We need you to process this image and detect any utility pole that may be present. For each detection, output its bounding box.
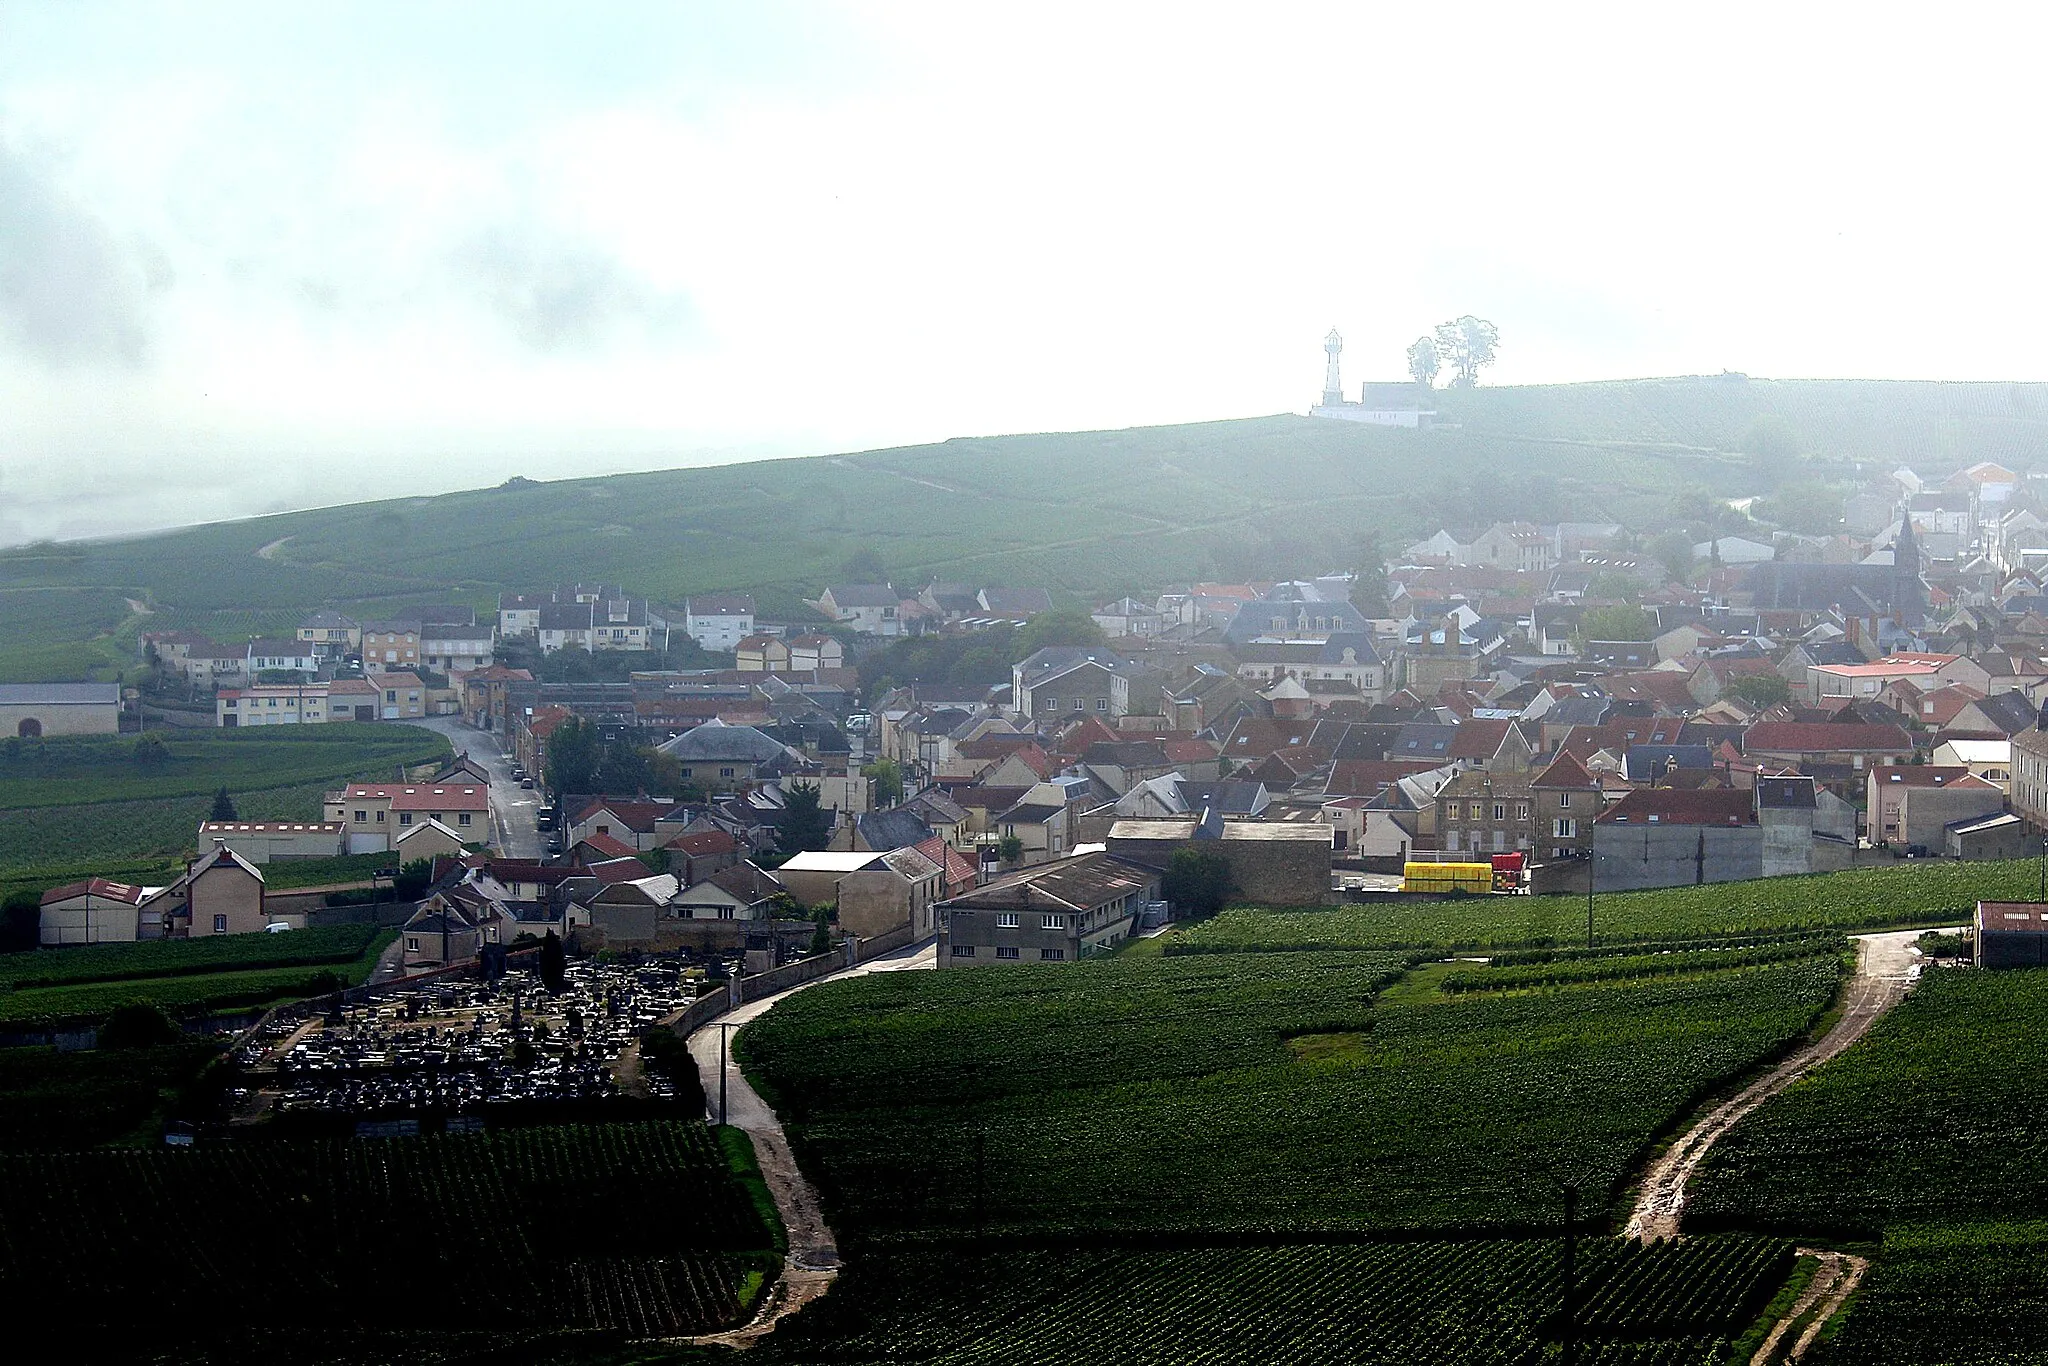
[717,1022,732,1127]
[1585,830,1595,950]
[973,1128,987,1252]
[1560,1184,1578,1366]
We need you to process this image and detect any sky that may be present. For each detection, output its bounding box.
[2,2,2044,545]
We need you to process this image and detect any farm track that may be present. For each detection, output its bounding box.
[1625,929,1930,1243]
[1748,1249,1868,1364]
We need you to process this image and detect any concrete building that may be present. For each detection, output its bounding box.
[937,851,1156,966]
[776,846,943,939]
[196,821,347,863]
[1590,789,1761,893]
[143,842,268,938]
[1105,817,1332,906]
[324,781,490,853]
[0,682,121,737]
[683,594,757,652]
[39,877,154,945]
[1976,901,2048,969]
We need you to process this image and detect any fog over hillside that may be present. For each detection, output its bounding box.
[9,5,2048,543]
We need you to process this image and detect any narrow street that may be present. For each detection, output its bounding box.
[412,715,542,859]
[682,940,935,1347]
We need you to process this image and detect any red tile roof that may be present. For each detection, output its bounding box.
[664,829,740,856]
[573,832,641,861]
[1530,751,1598,790]
[1596,788,1755,826]
[1743,722,1915,754]
[1447,718,1515,760]
[39,877,146,906]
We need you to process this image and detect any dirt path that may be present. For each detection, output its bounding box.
[255,535,292,561]
[1748,1248,1869,1364]
[680,942,935,1348]
[1625,929,1935,1243]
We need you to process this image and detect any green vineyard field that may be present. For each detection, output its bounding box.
[755,1238,1796,1366]
[740,950,1841,1244]
[1170,860,2009,954]
[0,1121,779,1359]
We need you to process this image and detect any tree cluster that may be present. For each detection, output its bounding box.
[1406,316,1500,389]
[544,717,663,798]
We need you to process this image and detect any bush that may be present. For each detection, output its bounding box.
[99,1003,183,1050]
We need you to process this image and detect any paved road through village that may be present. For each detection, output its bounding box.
[414,716,542,859]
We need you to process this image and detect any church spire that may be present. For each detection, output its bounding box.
[1893,506,1924,626]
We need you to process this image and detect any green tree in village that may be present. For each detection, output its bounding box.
[1014,610,1106,657]
[863,758,905,807]
[1577,604,1658,643]
[997,834,1024,867]
[538,930,568,995]
[809,908,833,957]
[777,781,835,857]
[132,734,169,770]
[544,717,603,796]
[1723,673,1792,709]
[1647,530,1696,584]
[1350,528,1390,616]
[209,786,238,821]
[1162,846,1233,920]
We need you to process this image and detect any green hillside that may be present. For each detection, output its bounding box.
[7,376,2048,683]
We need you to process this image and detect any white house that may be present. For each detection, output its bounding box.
[683,594,757,652]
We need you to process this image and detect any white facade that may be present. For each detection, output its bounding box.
[685,598,757,652]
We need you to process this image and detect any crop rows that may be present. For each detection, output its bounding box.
[0,924,384,989]
[756,1238,1792,1365]
[742,953,1840,1243]
[1689,969,2048,1238]
[1171,860,2009,954]
[1441,938,1845,994]
[1806,1222,2048,1364]
[0,1121,776,1353]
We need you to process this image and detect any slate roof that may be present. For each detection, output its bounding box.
[825,584,899,608]
[938,851,1154,912]
[0,683,119,705]
[1963,690,2038,735]
[856,807,936,852]
[657,719,796,764]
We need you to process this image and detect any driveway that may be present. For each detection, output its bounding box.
[411,716,542,859]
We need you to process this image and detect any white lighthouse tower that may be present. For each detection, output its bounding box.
[1320,328,1345,408]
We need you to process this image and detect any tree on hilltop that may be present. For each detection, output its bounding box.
[1433,316,1500,388]
[1406,337,1440,389]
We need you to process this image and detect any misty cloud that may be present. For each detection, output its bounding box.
[0,139,167,367]
[451,225,692,352]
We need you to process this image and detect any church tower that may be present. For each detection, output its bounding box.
[1321,329,1344,408]
[1893,506,1924,626]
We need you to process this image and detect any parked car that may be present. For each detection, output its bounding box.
[520,777,535,789]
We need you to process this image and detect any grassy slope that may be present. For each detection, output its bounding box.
[13,376,2048,681]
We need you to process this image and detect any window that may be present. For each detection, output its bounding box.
[1515,802,1530,820]
[950,944,976,957]
[1553,818,1576,838]
[212,915,228,933]
[457,813,472,827]
[375,810,385,823]
[1559,792,1573,809]
[1492,802,1506,821]
[353,811,366,823]
[1072,698,1084,710]
[996,912,1019,928]
[398,813,413,826]
[1041,914,1064,930]
[1040,696,1057,712]
[720,767,736,778]
[996,946,1020,959]
[406,937,419,951]
[1040,948,1065,960]
[1468,802,1483,820]
[385,690,397,703]
[1096,698,1108,712]
[718,906,735,920]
